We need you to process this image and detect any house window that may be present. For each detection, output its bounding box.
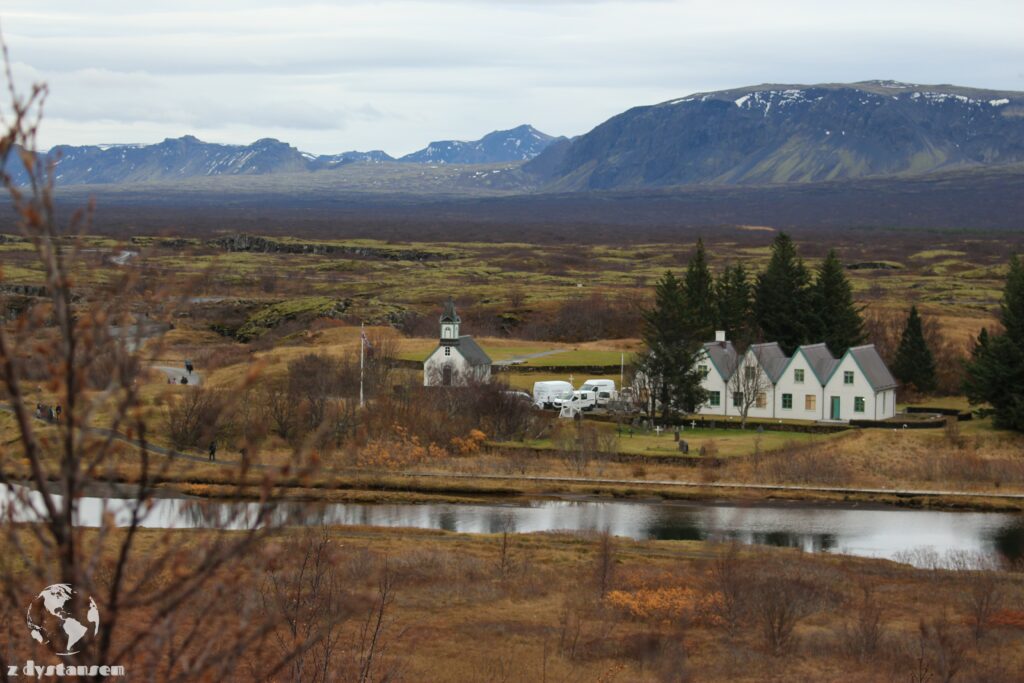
[794,369,804,383]
[805,394,816,411]
[755,392,767,408]
[698,364,709,378]
[844,371,854,385]
[745,367,756,381]
[709,391,721,407]
[782,393,793,409]
[444,346,451,356]
[732,392,743,408]
[854,396,865,413]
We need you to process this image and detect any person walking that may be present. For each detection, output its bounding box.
[208,440,217,462]
[185,359,194,375]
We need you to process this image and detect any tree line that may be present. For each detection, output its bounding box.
[639,233,866,418]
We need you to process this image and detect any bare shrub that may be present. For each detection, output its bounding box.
[759,440,851,485]
[594,530,616,598]
[165,386,227,450]
[706,542,750,638]
[840,583,885,661]
[960,570,1005,641]
[749,554,829,656]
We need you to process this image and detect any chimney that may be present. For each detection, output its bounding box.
[715,330,726,343]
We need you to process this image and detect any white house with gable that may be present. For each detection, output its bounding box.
[774,343,838,421]
[821,345,898,421]
[692,331,897,423]
[695,332,736,416]
[423,298,492,386]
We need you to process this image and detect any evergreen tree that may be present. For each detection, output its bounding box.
[812,249,865,356]
[715,262,752,343]
[892,306,937,394]
[682,238,717,341]
[640,270,707,418]
[753,232,815,354]
[964,256,1024,431]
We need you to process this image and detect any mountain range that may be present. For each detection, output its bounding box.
[9,81,1024,193]
[20,125,559,185]
[525,80,1024,190]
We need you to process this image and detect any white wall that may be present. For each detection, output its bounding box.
[725,349,776,420]
[424,346,490,386]
[774,352,824,421]
[695,348,729,416]
[823,354,877,421]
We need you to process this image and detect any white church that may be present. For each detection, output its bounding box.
[423,298,492,386]
[695,331,898,422]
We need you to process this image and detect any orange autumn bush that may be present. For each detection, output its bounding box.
[356,424,447,469]
[606,586,723,625]
[450,429,487,455]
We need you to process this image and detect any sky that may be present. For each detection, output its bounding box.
[3,1,1023,156]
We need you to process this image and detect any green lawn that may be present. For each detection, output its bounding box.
[506,422,840,459]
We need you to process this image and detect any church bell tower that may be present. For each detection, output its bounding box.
[439,297,460,345]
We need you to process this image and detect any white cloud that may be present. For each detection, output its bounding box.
[1,0,1022,155]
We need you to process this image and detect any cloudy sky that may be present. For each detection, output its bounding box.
[3,1,1023,155]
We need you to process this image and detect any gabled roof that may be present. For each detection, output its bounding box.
[453,335,491,366]
[748,342,788,383]
[799,343,840,385]
[702,340,737,381]
[845,344,898,391]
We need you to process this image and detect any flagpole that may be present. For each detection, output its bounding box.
[620,352,624,389]
[359,323,365,408]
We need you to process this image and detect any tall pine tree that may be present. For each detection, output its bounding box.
[754,232,814,355]
[892,305,937,394]
[964,256,1024,431]
[715,262,752,343]
[812,249,865,356]
[682,238,717,341]
[640,270,707,418]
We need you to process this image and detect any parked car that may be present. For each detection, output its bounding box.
[533,380,574,409]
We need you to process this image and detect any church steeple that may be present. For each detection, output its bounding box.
[439,297,460,343]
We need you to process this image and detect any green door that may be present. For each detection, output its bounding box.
[830,396,840,420]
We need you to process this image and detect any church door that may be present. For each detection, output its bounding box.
[442,365,453,386]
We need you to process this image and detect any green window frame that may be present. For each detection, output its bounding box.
[794,368,804,383]
[844,371,854,385]
[782,393,793,409]
[698,364,709,378]
[732,391,743,408]
[854,396,865,413]
[708,391,720,407]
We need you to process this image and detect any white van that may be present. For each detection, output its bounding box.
[554,390,596,412]
[580,379,617,407]
[533,380,574,409]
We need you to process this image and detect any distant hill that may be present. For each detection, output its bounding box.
[524,80,1024,190]
[398,124,562,164]
[6,125,558,185]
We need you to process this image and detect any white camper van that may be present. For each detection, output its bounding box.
[533,380,574,409]
[580,379,617,407]
[553,389,596,412]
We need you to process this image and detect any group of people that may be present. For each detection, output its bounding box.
[34,403,61,422]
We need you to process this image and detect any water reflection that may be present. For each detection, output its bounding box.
[2,485,1021,568]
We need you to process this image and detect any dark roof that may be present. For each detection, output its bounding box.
[799,343,840,385]
[439,297,460,323]
[847,345,898,391]
[702,340,737,380]
[749,342,788,383]
[454,335,491,366]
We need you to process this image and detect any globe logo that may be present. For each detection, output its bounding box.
[25,584,100,656]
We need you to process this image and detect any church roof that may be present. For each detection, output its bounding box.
[440,298,460,323]
[454,335,492,366]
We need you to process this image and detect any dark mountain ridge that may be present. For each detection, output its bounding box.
[524,80,1024,190]
[12,125,558,185]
